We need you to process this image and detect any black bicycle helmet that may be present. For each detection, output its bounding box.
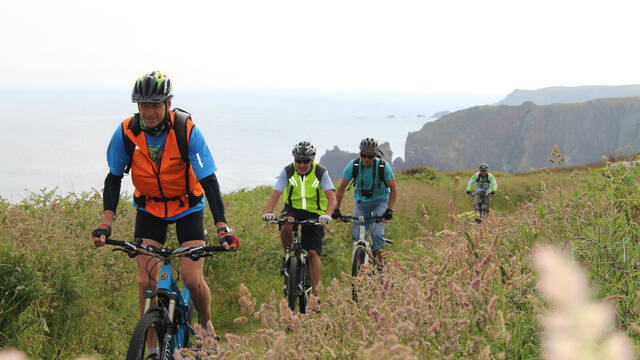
[479,163,489,170]
[131,71,174,103]
[359,138,379,153]
[292,141,316,159]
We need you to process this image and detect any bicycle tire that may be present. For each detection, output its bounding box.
[287,257,299,312]
[126,312,166,360]
[351,246,366,277]
[182,297,195,349]
[298,262,309,314]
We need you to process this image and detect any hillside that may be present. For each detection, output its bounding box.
[405,97,640,172]
[2,164,640,358]
[497,84,640,105]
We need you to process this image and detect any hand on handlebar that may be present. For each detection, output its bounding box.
[319,214,332,224]
[91,224,111,248]
[262,212,276,222]
[219,232,240,251]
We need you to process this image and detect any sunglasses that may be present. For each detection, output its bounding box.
[360,153,376,159]
[295,158,311,164]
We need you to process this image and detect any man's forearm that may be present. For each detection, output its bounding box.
[265,190,282,213]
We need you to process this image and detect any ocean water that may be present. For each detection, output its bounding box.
[0,89,500,201]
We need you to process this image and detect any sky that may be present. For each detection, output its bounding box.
[3,0,640,93]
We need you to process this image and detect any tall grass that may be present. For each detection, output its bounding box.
[3,164,639,358]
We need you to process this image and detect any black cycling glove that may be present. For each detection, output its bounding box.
[92,225,111,239]
[331,208,342,219]
[383,208,393,220]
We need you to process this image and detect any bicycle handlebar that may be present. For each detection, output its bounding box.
[267,218,322,226]
[105,238,229,260]
[338,215,385,223]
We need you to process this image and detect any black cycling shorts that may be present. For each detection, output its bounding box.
[280,204,324,255]
[134,209,204,245]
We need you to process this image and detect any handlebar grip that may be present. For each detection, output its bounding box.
[203,245,227,252]
[105,239,126,246]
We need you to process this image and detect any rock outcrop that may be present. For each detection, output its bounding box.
[405,97,640,172]
[497,85,640,106]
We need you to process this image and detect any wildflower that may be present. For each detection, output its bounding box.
[234,316,248,324]
[534,245,635,360]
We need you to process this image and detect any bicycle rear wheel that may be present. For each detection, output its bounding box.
[287,257,299,312]
[126,312,166,360]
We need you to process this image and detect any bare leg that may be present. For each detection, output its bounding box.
[179,239,215,336]
[308,250,321,296]
[279,216,295,251]
[136,238,163,348]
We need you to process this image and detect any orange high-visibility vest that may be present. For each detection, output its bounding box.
[121,110,204,218]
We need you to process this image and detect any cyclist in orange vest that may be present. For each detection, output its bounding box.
[91,71,238,341]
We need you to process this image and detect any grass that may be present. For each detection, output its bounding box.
[2,163,640,358]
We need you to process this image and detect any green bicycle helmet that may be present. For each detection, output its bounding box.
[131,71,174,103]
[479,163,489,170]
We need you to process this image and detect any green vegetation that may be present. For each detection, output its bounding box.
[1,163,640,358]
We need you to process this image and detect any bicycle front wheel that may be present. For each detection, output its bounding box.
[287,257,299,312]
[126,312,166,360]
[351,246,366,277]
[298,262,309,314]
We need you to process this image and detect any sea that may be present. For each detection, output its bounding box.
[0,88,501,201]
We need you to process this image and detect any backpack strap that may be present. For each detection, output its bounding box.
[346,158,360,191]
[314,164,328,211]
[173,108,191,162]
[172,108,193,197]
[122,114,142,174]
[377,158,388,187]
[284,163,296,206]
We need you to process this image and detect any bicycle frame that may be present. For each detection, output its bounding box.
[352,216,374,270]
[145,262,193,352]
[106,239,227,359]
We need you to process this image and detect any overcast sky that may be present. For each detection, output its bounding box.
[3,0,640,93]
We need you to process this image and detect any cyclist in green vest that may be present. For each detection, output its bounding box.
[466,163,498,216]
[262,141,337,298]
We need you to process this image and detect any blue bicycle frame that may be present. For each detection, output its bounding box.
[143,262,195,357]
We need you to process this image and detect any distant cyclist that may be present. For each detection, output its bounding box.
[91,71,239,345]
[262,141,337,299]
[466,163,498,217]
[333,138,398,264]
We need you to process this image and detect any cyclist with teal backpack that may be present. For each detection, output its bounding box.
[262,141,337,300]
[333,138,398,264]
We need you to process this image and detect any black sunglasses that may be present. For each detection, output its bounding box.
[295,158,311,164]
[360,153,376,159]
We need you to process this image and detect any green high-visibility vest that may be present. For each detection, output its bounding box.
[282,162,328,215]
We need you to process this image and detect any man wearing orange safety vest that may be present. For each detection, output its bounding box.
[91,71,238,345]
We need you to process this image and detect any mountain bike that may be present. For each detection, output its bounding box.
[470,187,492,223]
[105,238,229,360]
[268,218,321,314]
[338,215,393,301]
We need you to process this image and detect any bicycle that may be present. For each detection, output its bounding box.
[469,187,492,223]
[267,218,321,314]
[105,238,230,360]
[338,215,393,301]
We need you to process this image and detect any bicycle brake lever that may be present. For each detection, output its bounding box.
[113,248,139,258]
